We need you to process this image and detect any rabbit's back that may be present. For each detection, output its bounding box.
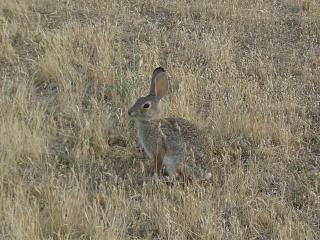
[160,118,209,162]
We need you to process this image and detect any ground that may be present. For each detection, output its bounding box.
[0,0,319,239]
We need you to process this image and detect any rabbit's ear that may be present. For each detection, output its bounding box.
[150,67,168,99]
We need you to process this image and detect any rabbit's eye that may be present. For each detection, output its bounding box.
[143,103,150,109]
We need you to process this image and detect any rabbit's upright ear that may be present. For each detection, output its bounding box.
[150,67,168,99]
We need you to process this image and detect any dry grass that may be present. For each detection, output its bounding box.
[0,0,319,239]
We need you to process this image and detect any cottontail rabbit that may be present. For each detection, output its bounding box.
[128,67,212,182]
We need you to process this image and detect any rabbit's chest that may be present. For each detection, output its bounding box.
[137,129,156,159]
[138,135,153,159]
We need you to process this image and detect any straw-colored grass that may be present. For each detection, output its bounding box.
[0,0,319,239]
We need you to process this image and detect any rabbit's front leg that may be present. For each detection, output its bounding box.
[154,152,164,176]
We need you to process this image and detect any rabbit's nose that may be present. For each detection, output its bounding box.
[128,109,136,117]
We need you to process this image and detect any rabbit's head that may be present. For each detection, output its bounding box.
[128,67,168,121]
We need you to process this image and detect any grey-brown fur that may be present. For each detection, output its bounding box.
[128,67,211,181]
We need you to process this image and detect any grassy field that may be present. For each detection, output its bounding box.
[0,0,319,239]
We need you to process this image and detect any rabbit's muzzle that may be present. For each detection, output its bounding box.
[128,108,136,117]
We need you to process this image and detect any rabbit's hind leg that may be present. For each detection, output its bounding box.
[178,164,212,183]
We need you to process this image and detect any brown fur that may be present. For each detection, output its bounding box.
[128,67,212,181]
